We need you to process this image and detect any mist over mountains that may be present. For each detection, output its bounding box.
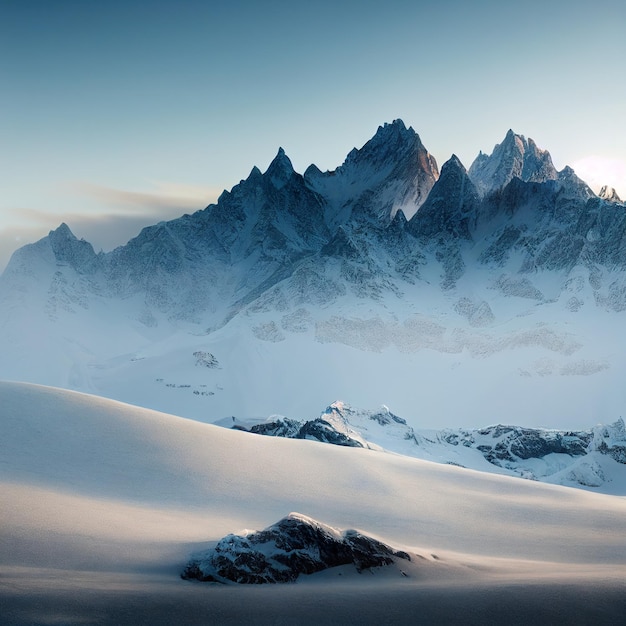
[1,120,625,429]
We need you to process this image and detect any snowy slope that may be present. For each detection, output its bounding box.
[2,382,626,623]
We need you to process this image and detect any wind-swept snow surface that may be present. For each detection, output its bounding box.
[1,382,626,624]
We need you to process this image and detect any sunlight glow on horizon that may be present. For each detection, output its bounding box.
[571,156,626,199]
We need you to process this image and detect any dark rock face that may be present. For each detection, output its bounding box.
[244,415,364,447]
[296,418,364,447]
[409,155,480,241]
[246,417,302,438]
[443,424,595,466]
[182,513,410,584]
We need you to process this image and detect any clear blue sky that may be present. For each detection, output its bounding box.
[1,0,625,269]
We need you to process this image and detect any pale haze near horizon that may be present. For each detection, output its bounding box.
[1,0,625,271]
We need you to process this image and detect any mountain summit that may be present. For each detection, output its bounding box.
[468,129,559,196]
[305,119,439,226]
[599,185,622,203]
[265,147,296,189]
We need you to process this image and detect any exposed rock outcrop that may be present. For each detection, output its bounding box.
[182,513,411,584]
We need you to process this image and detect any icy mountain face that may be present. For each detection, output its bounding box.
[1,122,437,324]
[227,403,626,493]
[182,512,411,584]
[0,222,100,292]
[477,176,626,281]
[468,130,560,196]
[103,149,331,320]
[2,124,617,319]
[588,419,626,462]
[304,119,439,227]
[47,223,101,274]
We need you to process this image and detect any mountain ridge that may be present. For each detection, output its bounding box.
[3,122,621,309]
[1,121,625,429]
[222,400,626,494]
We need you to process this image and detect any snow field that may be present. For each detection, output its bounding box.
[2,381,626,623]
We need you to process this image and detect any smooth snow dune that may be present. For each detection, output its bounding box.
[1,381,626,624]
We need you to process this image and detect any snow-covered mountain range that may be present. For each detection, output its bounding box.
[1,120,625,429]
[221,401,626,495]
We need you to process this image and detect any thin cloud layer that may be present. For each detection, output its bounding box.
[70,180,222,213]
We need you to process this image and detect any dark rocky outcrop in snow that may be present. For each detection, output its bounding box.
[442,424,592,463]
[442,419,626,468]
[296,417,365,447]
[235,417,302,438]
[182,513,410,584]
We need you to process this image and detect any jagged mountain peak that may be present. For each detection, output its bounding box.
[49,222,76,240]
[301,119,438,227]
[46,222,99,273]
[469,130,558,196]
[347,118,428,166]
[599,185,622,203]
[409,153,479,241]
[264,147,296,189]
[557,165,595,200]
[373,118,412,139]
[303,163,323,178]
[443,153,466,171]
[247,165,263,179]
